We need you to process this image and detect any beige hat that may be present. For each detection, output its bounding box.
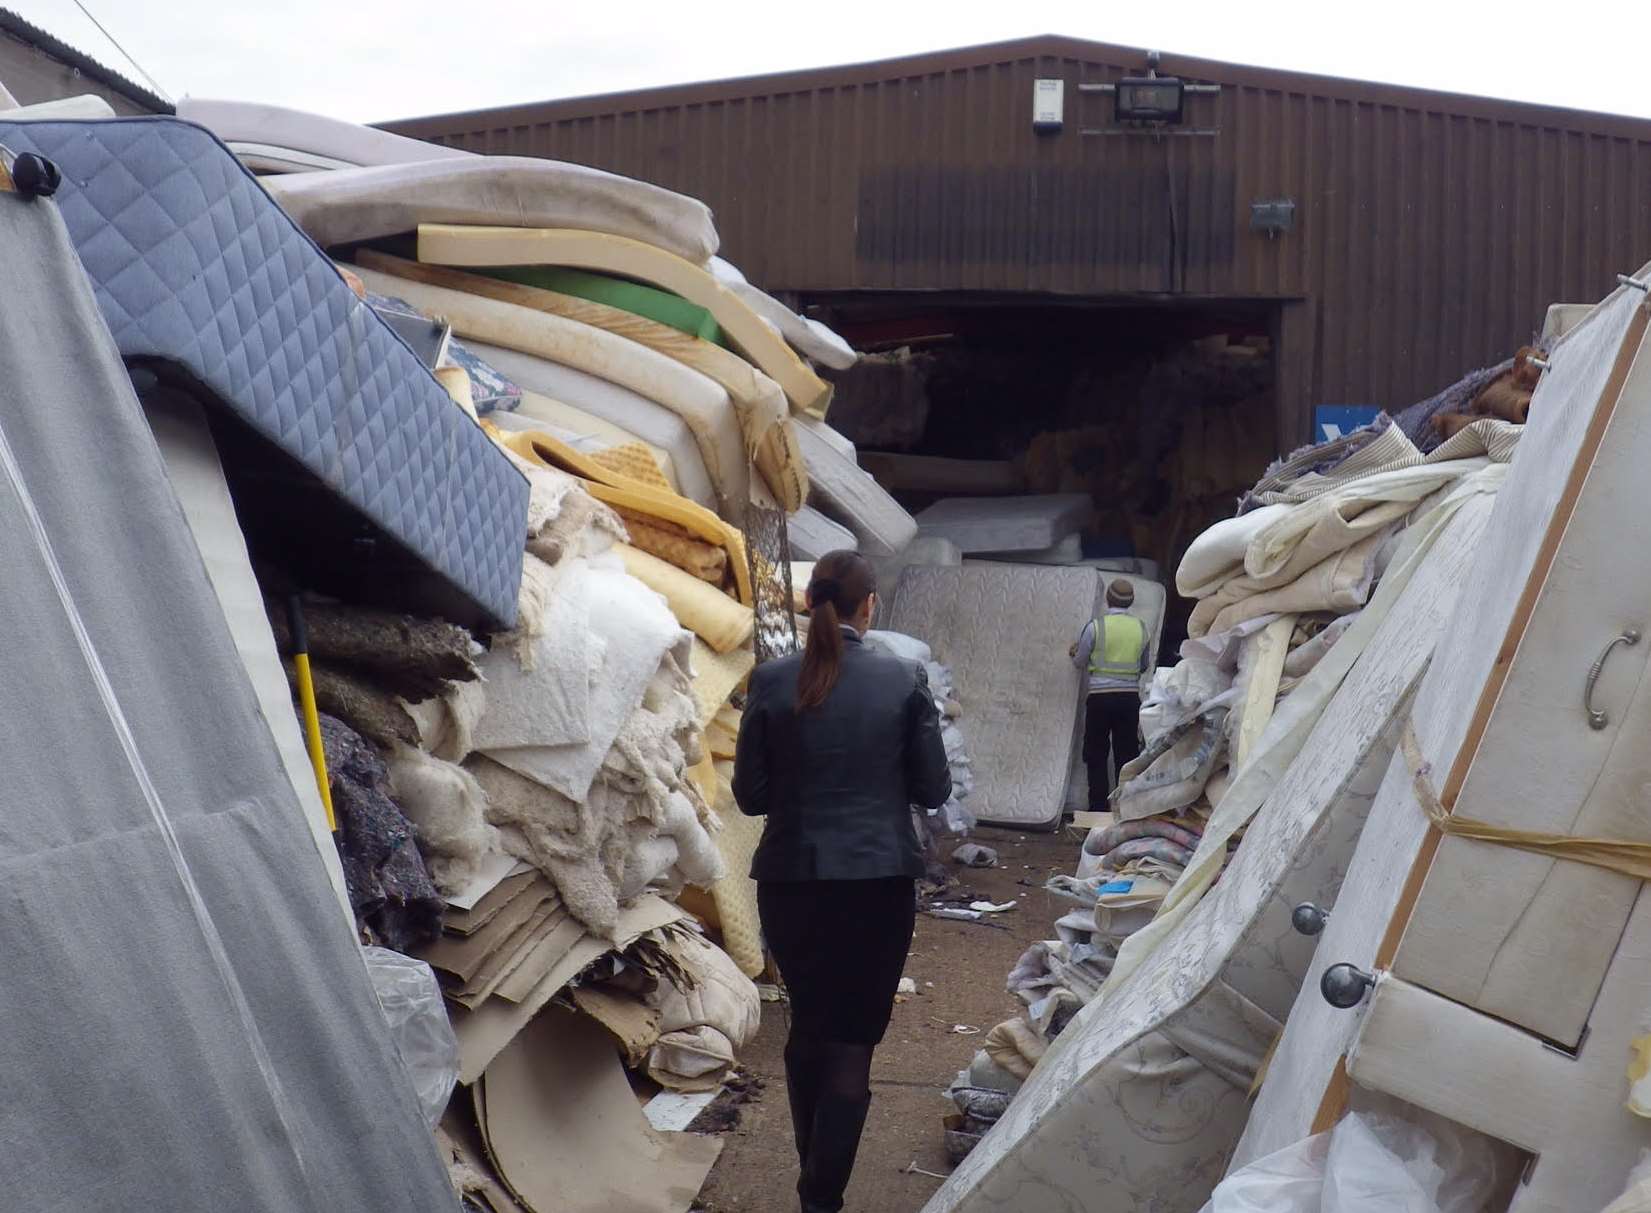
[1106,579,1135,608]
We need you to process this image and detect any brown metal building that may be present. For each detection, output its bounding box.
[388,34,1651,446]
[0,8,168,116]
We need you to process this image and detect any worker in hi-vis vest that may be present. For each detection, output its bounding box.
[1069,579,1148,810]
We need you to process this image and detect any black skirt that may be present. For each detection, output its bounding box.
[758,877,917,1046]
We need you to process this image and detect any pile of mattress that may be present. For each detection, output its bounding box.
[925,356,1531,1211]
[180,98,917,565]
[1,105,822,1213]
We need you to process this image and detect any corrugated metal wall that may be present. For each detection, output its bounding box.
[389,38,1651,432]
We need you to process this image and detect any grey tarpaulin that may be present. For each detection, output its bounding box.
[0,161,455,1208]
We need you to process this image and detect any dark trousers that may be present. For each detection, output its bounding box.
[1084,692,1141,810]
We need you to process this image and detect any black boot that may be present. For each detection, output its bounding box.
[785,1045,823,1167]
[798,1091,872,1213]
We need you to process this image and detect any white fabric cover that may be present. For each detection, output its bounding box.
[264,155,718,262]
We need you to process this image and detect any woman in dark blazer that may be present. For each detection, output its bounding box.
[733,549,952,1213]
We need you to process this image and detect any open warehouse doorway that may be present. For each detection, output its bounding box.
[810,294,1284,650]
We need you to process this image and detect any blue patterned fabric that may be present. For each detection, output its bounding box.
[0,117,526,628]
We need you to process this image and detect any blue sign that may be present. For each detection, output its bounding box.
[1314,406,1381,444]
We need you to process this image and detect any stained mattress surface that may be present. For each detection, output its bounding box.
[0,161,455,1210]
[0,116,527,628]
[886,564,1100,828]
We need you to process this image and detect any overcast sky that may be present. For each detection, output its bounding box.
[11,0,1651,125]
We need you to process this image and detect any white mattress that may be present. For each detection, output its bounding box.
[917,494,1090,554]
[788,506,857,559]
[793,417,916,557]
[927,488,1497,1213]
[469,341,717,509]
[264,156,719,263]
[887,564,1100,829]
[1234,272,1651,1176]
[178,98,470,169]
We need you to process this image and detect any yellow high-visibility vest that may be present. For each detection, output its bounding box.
[1089,613,1146,679]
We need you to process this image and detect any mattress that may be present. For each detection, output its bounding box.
[788,505,858,559]
[268,158,719,265]
[916,494,1091,554]
[0,117,528,630]
[794,416,918,557]
[927,486,1498,1213]
[350,263,750,519]
[144,388,351,924]
[0,169,455,1209]
[1233,272,1651,1193]
[177,98,470,170]
[416,223,829,417]
[886,564,1100,829]
[470,341,717,509]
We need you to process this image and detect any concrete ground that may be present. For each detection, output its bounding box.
[695,828,1080,1213]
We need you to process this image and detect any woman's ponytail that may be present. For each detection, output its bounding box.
[797,551,875,710]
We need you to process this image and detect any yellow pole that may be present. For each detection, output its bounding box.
[287,597,338,833]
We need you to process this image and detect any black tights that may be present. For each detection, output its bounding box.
[787,1034,873,1102]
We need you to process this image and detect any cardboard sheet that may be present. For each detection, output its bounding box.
[453,895,685,1083]
[478,1007,722,1213]
[573,984,665,1066]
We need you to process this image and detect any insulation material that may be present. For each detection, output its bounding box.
[886,564,1101,828]
[475,1007,723,1213]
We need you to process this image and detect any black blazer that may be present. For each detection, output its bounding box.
[733,630,953,881]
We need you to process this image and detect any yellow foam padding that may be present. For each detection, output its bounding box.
[619,512,728,584]
[691,639,753,729]
[415,224,831,419]
[711,771,766,977]
[688,745,720,806]
[513,389,680,489]
[617,544,754,654]
[357,249,809,511]
[502,428,753,606]
[706,708,740,761]
[587,443,672,491]
[433,365,479,422]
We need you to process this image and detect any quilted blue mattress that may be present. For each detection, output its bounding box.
[0,117,526,629]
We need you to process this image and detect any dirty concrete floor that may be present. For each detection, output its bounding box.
[696,827,1080,1213]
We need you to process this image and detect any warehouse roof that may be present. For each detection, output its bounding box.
[386,33,1651,142]
[0,6,169,114]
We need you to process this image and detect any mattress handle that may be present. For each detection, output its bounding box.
[1585,628,1641,730]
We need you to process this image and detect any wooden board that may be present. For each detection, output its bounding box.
[417,223,830,418]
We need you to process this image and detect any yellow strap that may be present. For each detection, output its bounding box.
[1401,719,1651,881]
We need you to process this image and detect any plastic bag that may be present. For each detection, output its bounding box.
[363,946,459,1129]
[1202,1132,1330,1211]
[1202,1102,1513,1213]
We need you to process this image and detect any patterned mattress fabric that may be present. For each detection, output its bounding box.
[0,117,527,629]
